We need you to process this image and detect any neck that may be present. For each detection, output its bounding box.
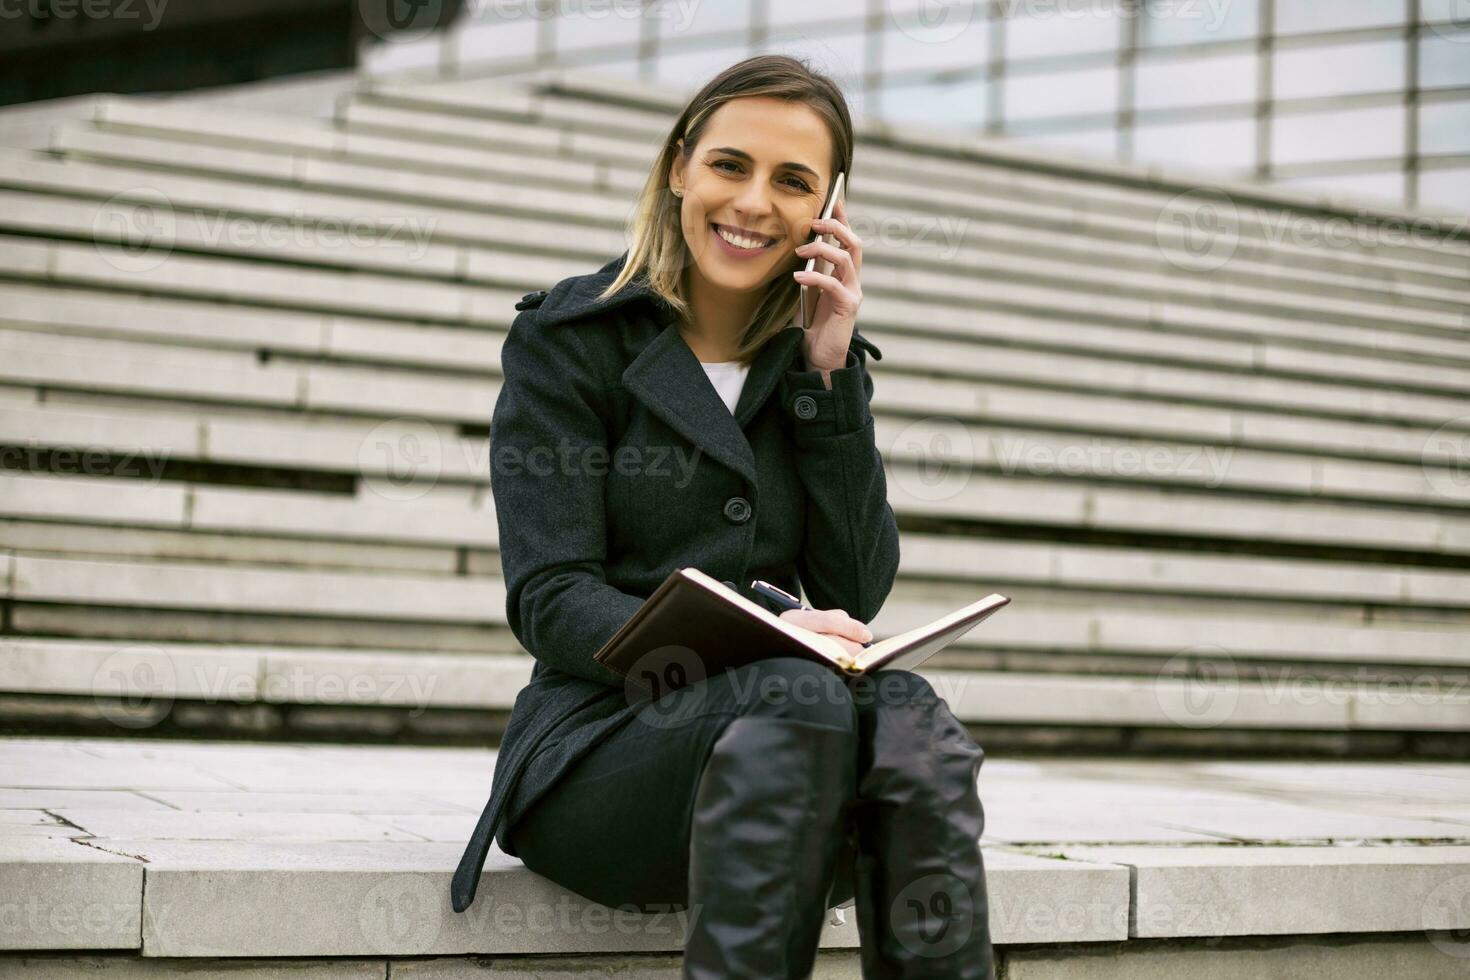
[679,266,763,363]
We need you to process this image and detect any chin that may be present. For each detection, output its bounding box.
[691,254,771,291]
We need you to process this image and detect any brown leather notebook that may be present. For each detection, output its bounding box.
[593,566,1010,697]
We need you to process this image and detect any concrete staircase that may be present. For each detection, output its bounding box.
[1,65,1469,977]
[1,67,1467,753]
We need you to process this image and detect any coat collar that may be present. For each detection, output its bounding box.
[534,251,879,486]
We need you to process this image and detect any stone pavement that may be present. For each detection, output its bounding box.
[4,736,1470,977]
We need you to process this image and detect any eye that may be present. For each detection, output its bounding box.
[711,159,812,193]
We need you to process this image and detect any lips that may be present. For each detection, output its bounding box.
[710,222,778,248]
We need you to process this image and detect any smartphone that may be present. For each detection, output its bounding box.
[797,171,846,330]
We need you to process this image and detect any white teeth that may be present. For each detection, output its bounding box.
[715,225,770,250]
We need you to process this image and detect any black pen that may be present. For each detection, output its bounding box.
[749,579,872,648]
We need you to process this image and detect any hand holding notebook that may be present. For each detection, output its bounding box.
[592,566,1010,697]
[751,578,874,655]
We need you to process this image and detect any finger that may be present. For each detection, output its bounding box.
[778,608,815,628]
[795,239,856,284]
[779,608,871,645]
[792,269,861,313]
[815,213,862,275]
[824,610,873,643]
[780,609,830,636]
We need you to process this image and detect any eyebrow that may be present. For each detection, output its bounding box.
[705,146,821,183]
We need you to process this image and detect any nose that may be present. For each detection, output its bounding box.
[730,177,775,220]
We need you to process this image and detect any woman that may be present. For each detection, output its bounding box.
[451,55,995,980]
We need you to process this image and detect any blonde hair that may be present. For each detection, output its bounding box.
[597,54,855,367]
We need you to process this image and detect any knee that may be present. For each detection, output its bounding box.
[729,657,857,734]
[855,669,985,760]
[849,668,940,712]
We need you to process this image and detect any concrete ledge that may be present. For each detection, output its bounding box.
[3,738,1469,963]
[1016,844,1470,939]
[5,629,1470,733]
[1003,933,1470,979]
[0,837,141,951]
[4,935,1469,980]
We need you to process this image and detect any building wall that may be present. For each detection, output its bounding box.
[361,0,1470,215]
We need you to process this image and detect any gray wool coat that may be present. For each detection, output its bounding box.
[451,250,900,913]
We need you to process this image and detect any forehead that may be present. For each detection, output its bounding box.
[697,96,833,172]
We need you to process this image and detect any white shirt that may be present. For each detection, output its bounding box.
[699,359,751,416]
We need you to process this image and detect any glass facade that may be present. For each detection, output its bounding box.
[363,0,1470,214]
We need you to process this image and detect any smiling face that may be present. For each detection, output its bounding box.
[668,95,835,296]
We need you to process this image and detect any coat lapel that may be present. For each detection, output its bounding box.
[621,316,805,486]
[534,251,807,487]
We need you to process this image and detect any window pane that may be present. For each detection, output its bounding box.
[1005,6,1120,61]
[1271,105,1405,165]
[557,5,644,51]
[1135,51,1256,110]
[1420,35,1470,89]
[455,16,540,66]
[1133,117,1257,171]
[1421,100,1470,155]
[660,1,750,41]
[879,77,987,129]
[1418,167,1470,214]
[759,27,867,78]
[880,19,989,74]
[1274,0,1407,35]
[1006,127,1118,162]
[657,44,753,90]
[1005,65,1118,121]
[1139,0,1258,46]
[1275,170,1406,206]
[1422,0,1470,26]
[365,37,443,74]
[1274,39,1405,100]
[758,29,868,115]
[768,0,867,29]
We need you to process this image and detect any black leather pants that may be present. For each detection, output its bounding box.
[503,657,995,980]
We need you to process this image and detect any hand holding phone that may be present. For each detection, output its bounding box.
[797,171,846,330]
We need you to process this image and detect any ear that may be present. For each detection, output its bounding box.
[668,139,686,197]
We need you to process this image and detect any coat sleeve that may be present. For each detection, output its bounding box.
[775,333,901,626]
[490,307,642,689]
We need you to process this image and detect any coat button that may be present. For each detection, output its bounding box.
[723,496,752,524]
[793,394,819,420]
[514,289,548,311]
